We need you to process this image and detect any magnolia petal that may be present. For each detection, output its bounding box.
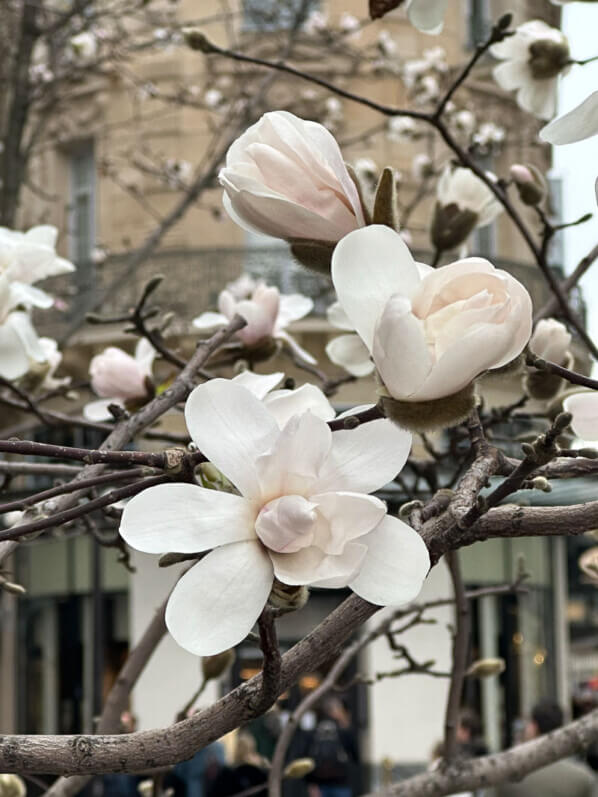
[185,379,280,499]
[331,225,421,351]
[134,337,156,375]
[9,282,54,310]
[232,370,285,399]
[83,397,121,422]
[264,383,335,428]
[326,301,353,331]
[192,311,229,332]
[276,293,314,328]
[349,515,429,606]
[563,392,598,442]
[0,317,31,379]
[541,91,598,145]
[166,541,273,656]
[277,329,318,365]
[312,492,387,555]
[5,311,46,363]
[119,483,256,554]
[318,418,412,494]
[326,334,374,377]
[492,60,528,92]
[270,541,367,587]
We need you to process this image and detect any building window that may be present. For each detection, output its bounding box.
[68,140,95,268]
[242,0,319,32]
[467,0,491,48]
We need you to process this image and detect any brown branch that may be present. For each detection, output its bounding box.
[0,461,82,477]
[535,240,598,321]
[0,439,176,468]
[253,607,282,715]
[527,353,598,391]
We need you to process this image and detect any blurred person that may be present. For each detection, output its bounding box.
[99,712,140,796]
[305,698,358,797]
[171,707,224,797]
[496,699,598,797]
[207,732,267,797]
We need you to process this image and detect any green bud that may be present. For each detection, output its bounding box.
[530,476,551,493]
[467,657,506,678]
[372,167,399,230]
[201,649,235,681]
[200,462,222,483]
[284,758,316,779]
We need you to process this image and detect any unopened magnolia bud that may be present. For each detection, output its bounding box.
[284,758,316,779]
[379,382,476,433]
[1,581,26,595]
[530,476,551,493]
[579,547,598,583]
[183,28,217,53]
[269,580,309,612]
[201,648,235,681]
[510,163,547,206]
[290,239,335,274]
[0,774,26,797]
[399,500,423,519]
[137,779,153,797]
[200,462,222,483]
[430,202,478,252]
[467,657,506,678]
[372,167,398,230]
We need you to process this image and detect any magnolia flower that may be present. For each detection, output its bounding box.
[540,91,598,146]
[405,0,447,34]
[23,336,71,391]
[490,21,570,120]
[120,379,429,655]
[225,273,257,301]
[193,283,316,363]
[325,302,374,378]
[219,111,366,244]
[431,165,502,251]
[231,371,336,427]
[563,393,598,442]
[0,272,49,380]
[529,319,571,365]
[331,225,532,404]
[0,225,74,287]
[69,31,98,63]
[85,339,156,421]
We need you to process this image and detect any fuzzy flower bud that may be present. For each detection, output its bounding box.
[284,759,316,779]
[510,163,547,206]
[529,319,571,365]
[467,657,506,678]
[201,649,235,681]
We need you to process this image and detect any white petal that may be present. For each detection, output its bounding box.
[277,329,318,365]
[119,483,256,554]
[492,60,527,92]
[350,515,429,605]
[541,91,598,145]
[0,318,30,379]
[331,225,421,351]
[317,418,412,494]
[407,0,447,34]
[263,383,335,427]
[563,392,598,442]
[24,225,58,248]
[372,295,432,399]
[134,337,156,375]
[276,294,313,329]
[326,334,375,377]
[270,541,367,587]
[192,311,228,332]
[166,541,273,655]
[83,397,120,421]
[232,370,284,399]
[312,492,387,554]
[185,379,280,499]
[9,282,54,310]
[326,301,353,331]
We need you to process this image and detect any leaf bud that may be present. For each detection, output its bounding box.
[466,657,506,678]
[201,648,235,681]
[269,580,309,612]
[510,163,547,206]
[284,759,316,779]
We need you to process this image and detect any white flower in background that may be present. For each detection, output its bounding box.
[85,339,156,421]
[331,225,532,403]
[490,21,570,120]
[431,165,503,251]
[387,116,419,143]
[304,10,328,35]
[472,122,505,152]
[411,153,434,182]
[405,0,447,34]
[231,371,336,427]
[423,46,448,71]
[91,245,108,265]
[225,273,257,301]
[219,111,366,244]
[37,337,70,390]
[204,88,223,109]
[540,91,598,145]
[193,282,316,363]
[69,31,98,64]
[325,302,374,378]
[402,59,430,90]
[0,272,50,380]
[120,379,429,655]
[529,319,571,365]
[563,393,598,442]
[377,30,398,59]
[339,13,360,35]
[452,110,477,137]
[0,225,74,287]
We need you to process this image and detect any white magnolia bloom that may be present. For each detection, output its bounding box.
[38,337,70,390]
[405,0,447,34]
[231,371,336,427]
[225,273,257,301]
[412,153,434,181]
[472,121,505,151]
[120,379,429,655]
[331,226,533,402]
[387,116,419,142]
[304,10,328,35]
[529,319,571,365]
[453,109,476,137]
[436,165,502,226]
[490,21,570,120]
[69,31,98,63]
[204,88,223,108]
[85,339,156,421]
[339,12,360,34]
[563,392,598,442]
[0,225,74,287]
[0,272,49,380]
[193,283,316,364]
[325,302,374,378]
[219,111,366,243]
[541,91,598,146]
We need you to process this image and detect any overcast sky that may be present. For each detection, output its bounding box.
[553,4,598,352]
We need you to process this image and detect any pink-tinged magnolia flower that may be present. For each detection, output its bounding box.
[0,272,50,380]
[85,339,155,421]
[325,302,375,378]
[193,282,316,363]
[332,226,532,402]
[219,111,366,243]
[541,91,598,145]
[490,21,570,120]
[120,379,429,655]
[563,393,598,442]
[529,319,571,365]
